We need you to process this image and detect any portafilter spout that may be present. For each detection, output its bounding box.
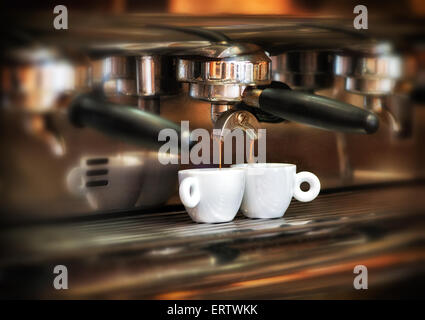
[212,109,259,141]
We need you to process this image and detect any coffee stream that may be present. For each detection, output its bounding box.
[248,138,255,164]
[219,138,222,169]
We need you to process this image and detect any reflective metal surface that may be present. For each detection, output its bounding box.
[1,183,425,299]
[177,44,271,85]
[333,43,416,138]
[177,43,271,110]
[136,55,180,97]
[1,12,425,219]
[334,51,404,96]
[213,110,259,140]
[272,50,333,91]
[2,48,79,113]
[5,13,424,54]
[188,83,246,103]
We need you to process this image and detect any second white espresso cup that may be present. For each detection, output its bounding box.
[231,163,320,219]
[178,168,245,223]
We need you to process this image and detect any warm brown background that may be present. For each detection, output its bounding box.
[1,0,425,16]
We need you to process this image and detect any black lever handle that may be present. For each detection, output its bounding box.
[69,93,182,149]
[246,83,379,134]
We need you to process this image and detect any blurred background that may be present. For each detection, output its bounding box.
[2,0,425,15]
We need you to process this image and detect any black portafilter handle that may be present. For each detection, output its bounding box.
[69,93,183,149]
[247,82,379,134]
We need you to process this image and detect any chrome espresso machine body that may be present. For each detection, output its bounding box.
[2,14,424,219]
[1,12,425,299]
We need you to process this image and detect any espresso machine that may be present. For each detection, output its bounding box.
[1,5,425,299]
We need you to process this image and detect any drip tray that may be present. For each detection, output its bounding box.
[1,183,425,299]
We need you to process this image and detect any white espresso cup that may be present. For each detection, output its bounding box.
[231,163,320,219]
[178,168,245,223]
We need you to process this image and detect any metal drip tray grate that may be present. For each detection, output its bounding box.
[1,183,425,299]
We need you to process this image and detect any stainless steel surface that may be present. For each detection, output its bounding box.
[103,78,138,97]
[5,13,424,54]
[272,50,333,91]
[177,43,271,131]
[177,45,271,85]
[2,49,78,113]
[188,83,246,103]
[213,110,259,140]
[2,183,425,299]
[334,45,404,82]
[333,43,417,138]
[136,55,180,97]
[99,56,138,97]
[1,12,425,220]
[210,103,231,123]
[177,43,271,110]
[102,56,135,81]
[344,77,397,95]
[242,87,262,108]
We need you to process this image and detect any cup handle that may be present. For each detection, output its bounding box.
[66,167,86,196]
[179,177,201,208]
[293,171,321,202]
